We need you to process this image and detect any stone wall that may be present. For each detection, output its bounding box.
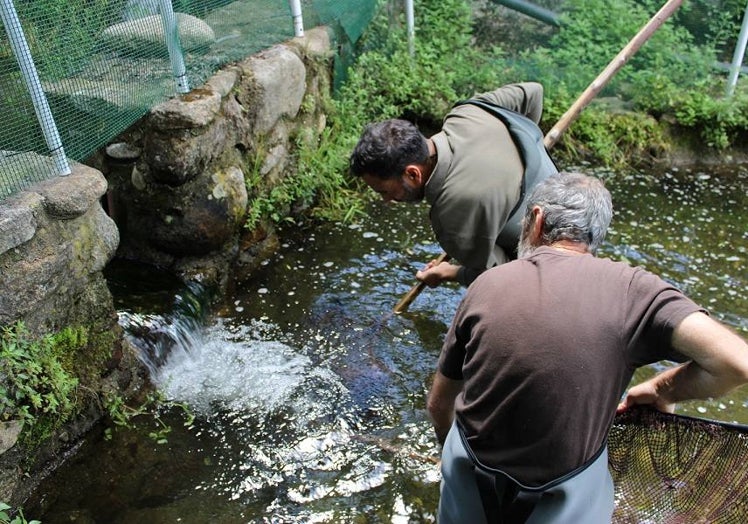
[94,26,333,291]
[0,163,142,504]
[0,25,335,506]
[0,164,118,334]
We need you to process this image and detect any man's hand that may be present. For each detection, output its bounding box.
[618,312,748,415]
[617,377,677,414]
[416,260,460,288]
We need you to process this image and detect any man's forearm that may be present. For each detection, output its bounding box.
[650,360,747,406]
[427,372,462,445]
[622,315,748,412]
[622,361,739,414]
[666,312,748,400]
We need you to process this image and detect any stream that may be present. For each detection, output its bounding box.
[26,165,747,523]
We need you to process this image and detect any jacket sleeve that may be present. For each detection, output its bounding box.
[473,82,544,124]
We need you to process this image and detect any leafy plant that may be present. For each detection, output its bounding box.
[0,323,80,443]
[337,0,506,126]
[0,502,40,524]
[498,0,748,160]
[102,391,195,445]
[672,88,744,148]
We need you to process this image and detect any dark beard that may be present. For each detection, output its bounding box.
[400,182,424,203]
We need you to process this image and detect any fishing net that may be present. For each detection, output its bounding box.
[609,406,748,523]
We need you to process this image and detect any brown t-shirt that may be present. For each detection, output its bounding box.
[438,246,704,486]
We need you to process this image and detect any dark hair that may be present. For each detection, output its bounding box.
[524,172,613,254]
[349,119,429,179]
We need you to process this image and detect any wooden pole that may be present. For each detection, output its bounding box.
[393,0,684,313]
[393,252,450,314]
[544,0,684,148]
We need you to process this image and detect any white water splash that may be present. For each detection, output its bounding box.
[151,319,323,417]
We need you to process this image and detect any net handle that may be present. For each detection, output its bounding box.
[394,0,685,313]
[543,0,684,148]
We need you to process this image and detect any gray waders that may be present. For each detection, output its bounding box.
[438,422,614,524]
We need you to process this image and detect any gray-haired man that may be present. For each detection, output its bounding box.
[427,171,748,523]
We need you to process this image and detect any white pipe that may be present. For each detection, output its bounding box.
[406,0,415,56]
[726,1,748,97]
[0,0,70,175]
[289,0,304,38]
[159,0,190,94]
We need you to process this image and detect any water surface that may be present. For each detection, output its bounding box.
[27,165,748,522]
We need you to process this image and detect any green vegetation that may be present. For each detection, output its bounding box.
[267,0,748,226]
[516,0,748,157]
[0,322,191,449]
[0,323,80,445]
[102,390,194,445]
[8,0,125,78]
[0,318,123,446]
[0,503,39,524]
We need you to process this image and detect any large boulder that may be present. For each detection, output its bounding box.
[102,13,215,55]
[126,164,248,257]
[0,164,119,333]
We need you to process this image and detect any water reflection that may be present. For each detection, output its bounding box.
[603,167,746,332]
[602,167,747,422]
[27,166,747,522]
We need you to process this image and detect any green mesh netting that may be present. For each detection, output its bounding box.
[2,0,745,201]
[610,407,748,523]
[0,0,378,200]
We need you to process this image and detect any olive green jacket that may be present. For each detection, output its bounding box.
[425,82,545,285]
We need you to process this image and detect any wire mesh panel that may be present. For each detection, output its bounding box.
[1,0,745,202]
[0,0,379,201]
[610,407,748,523]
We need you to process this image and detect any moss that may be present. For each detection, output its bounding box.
[72,326,120,387]
[0,318,126,451]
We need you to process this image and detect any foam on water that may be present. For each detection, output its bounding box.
[122,312,400,514]
[141,318,352,424]
[154,330,309,415]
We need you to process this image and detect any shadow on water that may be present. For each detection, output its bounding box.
[26,166,747,523]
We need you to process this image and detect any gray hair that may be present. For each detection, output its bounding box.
[523,172,612,254]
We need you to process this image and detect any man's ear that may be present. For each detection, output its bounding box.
[402,165,423,186]
[529,206,544,243]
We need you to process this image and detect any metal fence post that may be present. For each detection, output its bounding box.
[0,0,71,176]
[726,1,748,97]
[406,0,415,56]
[159,0,190,94]
[289,0,304,37]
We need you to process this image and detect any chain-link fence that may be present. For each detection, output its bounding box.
[0,0,378,200]
[2,0,747,202]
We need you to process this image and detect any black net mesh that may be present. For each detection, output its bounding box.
[610,407,748,523]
